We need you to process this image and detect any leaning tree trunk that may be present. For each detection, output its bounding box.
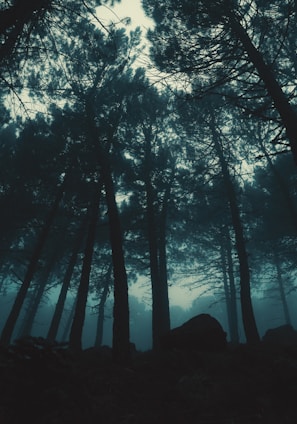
[210,120,260,344]
[47,221,86,343]
[0,176,67,346]
[19,245,60,339]
[69,183,101,352]
[228,12,297,166]
[18,278,46,339]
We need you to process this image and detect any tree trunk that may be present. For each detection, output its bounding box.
[143,125,171,350]
[19,244,60,338]
[210,120,260,344]
[85,85,130,363]
[95,264,112,348]
[228,13,297,166]
[61,298,76,343]
[102,162,130,363]
[17,279,45,339]
[273,248,292,326]
[145,172,163,350]
[47,222,85,343]
[158,183,171,333]
[225,226,240,344]
[220,225,239,344]
[69,183,101,352]
[0,176,66,346]
[220,234,232,341]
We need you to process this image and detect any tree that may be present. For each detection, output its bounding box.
[0,174,68,346]
[47,220,86,343]
[209,117,260,343]
[143,0,297,165]
[0,0,52,64]
[69,182,102,352]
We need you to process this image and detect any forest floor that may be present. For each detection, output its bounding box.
[0,339,297,424]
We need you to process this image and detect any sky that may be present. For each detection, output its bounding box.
[96,0,154,33]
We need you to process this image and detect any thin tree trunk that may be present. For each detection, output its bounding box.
[103,163,130,363]
[210,120,260,344]
[0,176,67,346]
[145,173,162,350]
[47,222,85,343]
[143,125,170,350]
[18,279,45,339]
[69,183,101,352]
[95,263,112,348]
[273,248,292,326]
[225,227,239,344]
[85,86,130,363]
[220,228,233,341]
[61,298,76,343]
[19,245,60,338]
[158,184,171,333]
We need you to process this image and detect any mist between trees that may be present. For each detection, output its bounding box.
[1,0,297,362]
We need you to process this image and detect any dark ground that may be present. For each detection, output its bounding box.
[0,338,297,424]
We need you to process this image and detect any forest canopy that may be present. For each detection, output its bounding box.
[0,0,297,362]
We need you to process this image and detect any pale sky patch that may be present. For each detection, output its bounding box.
[97,0,154,33]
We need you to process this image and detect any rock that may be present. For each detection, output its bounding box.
[262,324,297,347]
[160,313,227,351]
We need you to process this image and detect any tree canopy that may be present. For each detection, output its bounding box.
[0,0,297,359]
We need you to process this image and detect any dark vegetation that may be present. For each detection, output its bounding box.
[1,333,297,423]
[1,0,297,422]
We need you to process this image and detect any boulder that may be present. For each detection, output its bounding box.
[262,324,297,347]
[160,313,227,351]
